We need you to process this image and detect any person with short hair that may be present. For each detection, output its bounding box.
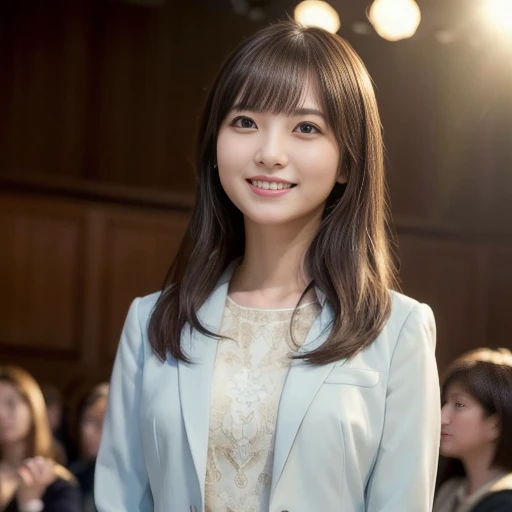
[434,348,512,512]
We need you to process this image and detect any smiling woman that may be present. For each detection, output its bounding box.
[217,85,341,227]
[95,20,441,512]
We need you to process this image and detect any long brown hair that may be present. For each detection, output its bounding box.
[0,365,54,460]
[149,21,397,365]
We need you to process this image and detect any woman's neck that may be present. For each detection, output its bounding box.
[462,450,505,495]
[230,217,320,308]
[1,441,27,468]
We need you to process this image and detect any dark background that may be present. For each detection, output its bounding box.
[1,0,511,408]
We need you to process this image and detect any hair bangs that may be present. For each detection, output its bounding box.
[223,38,319,118]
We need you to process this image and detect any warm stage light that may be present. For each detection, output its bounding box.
[485,0,512,33]
[294,0,341,34]
[369,0,421,41]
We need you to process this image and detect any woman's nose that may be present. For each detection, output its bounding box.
[441,404,451,425]
[255,133,288,169]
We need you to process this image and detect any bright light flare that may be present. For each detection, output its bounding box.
[369,0,422,42]
[294,0,341,34]
[485,0,512,33]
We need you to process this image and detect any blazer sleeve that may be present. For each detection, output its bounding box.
[366,303,441,512]
[94,298,154,512]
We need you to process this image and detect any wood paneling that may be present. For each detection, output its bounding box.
[0,200,84,355]
[0,0,263,191]
[0,1,89,179]
[101,211,189,359]
[397,233,491,370]
[487,248,512,349]
[0,188,189,396]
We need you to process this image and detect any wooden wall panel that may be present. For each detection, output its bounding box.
[397,233,490,371]
[0,189,189,401]
[487,248,512,349]
[0,1,89,179]
[0,201,84,355]
[101,212,189,359]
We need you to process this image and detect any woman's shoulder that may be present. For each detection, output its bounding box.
[433,477,466,511]
[436,476,466,498]
[121,292,162,335]
[136,291,162,320]
[388,289,434,319]
[385,290,435,345]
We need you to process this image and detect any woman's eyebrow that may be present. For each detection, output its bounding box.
[293,108,325,120]
[449,392,470,400]
[228,105,326,120]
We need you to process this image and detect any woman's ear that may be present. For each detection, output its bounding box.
[337,169,348,185]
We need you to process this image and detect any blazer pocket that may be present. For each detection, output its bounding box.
[324,366,380,387]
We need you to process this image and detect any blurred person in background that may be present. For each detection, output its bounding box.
[70,383,108,512]
[0,365,83,512]
[434,348,512,512]
[40,385,68,466]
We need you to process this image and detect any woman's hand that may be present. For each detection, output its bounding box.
[16,456,55,505]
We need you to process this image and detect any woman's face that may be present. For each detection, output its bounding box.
[80,396,107,459]
[216,83,343,230]
[0,381,32,447]
[440,381,500,460]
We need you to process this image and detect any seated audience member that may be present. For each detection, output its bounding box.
[70,383,108,512]
[434,348,512,512]
[40,385,68,466]
[0,365,83,512]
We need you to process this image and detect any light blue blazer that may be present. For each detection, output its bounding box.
[95,263,441,512]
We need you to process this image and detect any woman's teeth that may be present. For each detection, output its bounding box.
[250,180,293,190]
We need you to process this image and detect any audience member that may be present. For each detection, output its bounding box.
[434,348,512,512]
[70,383,108,512]
[0,365,83,512]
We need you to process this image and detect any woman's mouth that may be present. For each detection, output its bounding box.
[248,179,295,190]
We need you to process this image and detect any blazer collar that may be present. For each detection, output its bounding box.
[177,261,237,506]
[177,261,336,507]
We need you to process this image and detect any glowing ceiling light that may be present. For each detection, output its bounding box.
[369,0,421,42]
[294,0,341,34]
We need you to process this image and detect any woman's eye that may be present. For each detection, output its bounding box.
[455,402,465,408]
[233,117,256,129]
[295,122,320,134]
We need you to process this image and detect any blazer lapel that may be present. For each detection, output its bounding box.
[178,262,237,506]
[271,301,340,498]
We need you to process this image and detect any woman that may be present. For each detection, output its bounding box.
[434,348,512,512]
[0,366,83,512]
[96,21,440,512]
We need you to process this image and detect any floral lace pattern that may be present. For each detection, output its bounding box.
[204,297,319,512]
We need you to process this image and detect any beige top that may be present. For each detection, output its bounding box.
[433,472,512,512]
[204,297,320,512]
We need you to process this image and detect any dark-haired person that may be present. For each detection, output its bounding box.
[95,20,440,512]
[434,348,512,512]
[70,383,108,512]
[0,366,83,512]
